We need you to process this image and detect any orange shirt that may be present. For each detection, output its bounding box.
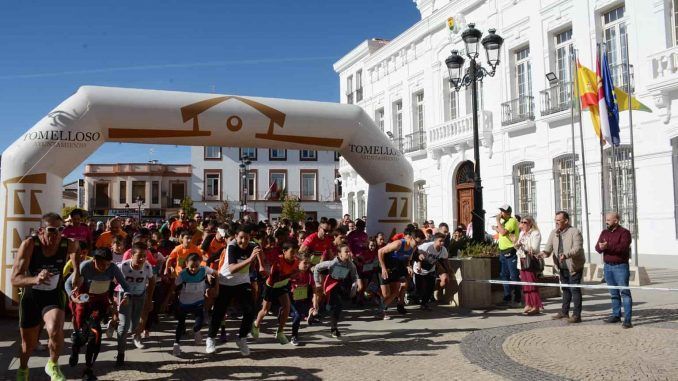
[191,231,204,247]
[170,220,189,236]
[266,255,299,287]
[95,230,128,249]
[167,244,203,273]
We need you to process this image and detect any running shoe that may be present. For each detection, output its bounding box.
[275,329,289,345]
[115,351,125,367]
[205,337,216,354]
[82,368,97,381]
[133,334,145,349]
[331,329,341,338]
[396,304,407,315]
[45,360,66,381]
[236,338,250,356]
[173,343,182,356]
[194,330,203,346]
[15,367,28,381]
[250,324,260,340]
[290,336,300,346]
[142,330,150,339]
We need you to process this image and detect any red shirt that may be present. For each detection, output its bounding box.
[266,255,299,287]
[347,230,368,257]
[302,232,332,254]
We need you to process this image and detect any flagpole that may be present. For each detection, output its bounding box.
[624,33,640,267]
[569,49,578,229]
[597,43,607,234]
[574,48,592,263]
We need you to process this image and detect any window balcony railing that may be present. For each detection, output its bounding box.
[356,88,363,102]
[404,130,427,153]
[501,95,535,126]
[391,136,404,153]
[540,81,572,116]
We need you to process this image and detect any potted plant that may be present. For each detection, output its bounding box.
[451,242,502,309]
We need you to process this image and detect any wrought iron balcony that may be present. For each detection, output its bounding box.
[501,95,535,126]
[540,81,572,116]
[404,131,427,153]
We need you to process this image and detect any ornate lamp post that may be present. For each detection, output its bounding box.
[445,24,503,243]
[239,156,252,217]
[135,195,144,222]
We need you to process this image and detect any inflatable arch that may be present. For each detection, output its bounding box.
[0,86,413,309]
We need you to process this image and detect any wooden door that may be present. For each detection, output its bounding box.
[457,187,474,228]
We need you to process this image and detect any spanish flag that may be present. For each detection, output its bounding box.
[576,59,650,142]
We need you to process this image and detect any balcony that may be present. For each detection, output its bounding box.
[540,82,572,117]
[427,111,492,152]
[404,130,426,153]
[501,95,535,127]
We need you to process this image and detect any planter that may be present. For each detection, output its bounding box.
[450,257,503,309]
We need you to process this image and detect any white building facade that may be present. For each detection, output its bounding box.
[190,147,342,221]
[335,0,678,268]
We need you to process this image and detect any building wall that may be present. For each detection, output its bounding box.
[336,0,678,268]
[190,147,342,221]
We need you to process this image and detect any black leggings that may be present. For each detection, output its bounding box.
[72,305,107,368]
[208,284,254,339]
[415,273,436,305]
[175,303,205,343]
[326,287,344,330]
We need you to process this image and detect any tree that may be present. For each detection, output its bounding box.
[180,197,197,218]
[61,206,88,220]
[213,200,235,224]
[280,195,305,223]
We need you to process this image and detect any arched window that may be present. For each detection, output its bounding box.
[603,145,635,234]
[347,192,355,219]
[513,162,536,218]
[553,154,581,228]
[357,190,366,219]
[414,180,427,224]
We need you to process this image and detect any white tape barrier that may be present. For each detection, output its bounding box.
[465,279,678,292]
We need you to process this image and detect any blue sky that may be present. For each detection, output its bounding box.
[0,1,419,183]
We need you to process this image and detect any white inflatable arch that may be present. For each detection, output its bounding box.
[0,86,413,308]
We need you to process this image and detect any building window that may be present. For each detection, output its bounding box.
[348,192,355,219]
[515,46,532,99]
[554,29,574,83]
[513,162,537,218]
[119,181,127,204]
[672,138,678,237]
[445,79,458,121]
[392,100,403,151]
[603,5,630,91]
[170,182,185,207]
[240,148,257,160]
[346,75,354,104]
[356,70,363,102]
[414,92,425,133]
[334,169,342,201]
[204,172,221,200]
[553,154,582,228]
[674,0,678,46]
[204,146,222,160]
[132,181,146,203]
[268,171,286,200]
[269,149,287,161]
[375,108,385,132]
[151,181,159,205]
[414,181,427,224]
[603,145,635,235]
[243,170,257,201]
[357,190,366,219]
[300,150,317,161]
[300,170,317,201]
[464,81,483,115]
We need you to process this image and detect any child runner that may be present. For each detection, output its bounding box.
[116,242,155,365]
[173,253,215,355]
[165,230,203,277]
[252,241,299,345]
[377,226,425,319]
[66,248,131,381]
[289,254,314,346]
[206,225,263,355]
[412,233,449,311]
[313,245,363,338]
[354,239,379,306]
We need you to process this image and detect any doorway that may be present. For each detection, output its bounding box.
[455,161,475,229]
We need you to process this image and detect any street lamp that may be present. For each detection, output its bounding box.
[239,156,252,218]
[445,23,503,243]
[134,195,144,222]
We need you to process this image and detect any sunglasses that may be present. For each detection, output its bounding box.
[44,226,65,234]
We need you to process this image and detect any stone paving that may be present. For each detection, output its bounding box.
[2,269,678,380]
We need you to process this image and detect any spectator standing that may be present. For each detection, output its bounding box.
[493,204,520,308]
[514,215,542,315]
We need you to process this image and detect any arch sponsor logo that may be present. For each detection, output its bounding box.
[348,143,401,161]
[22,108,101,149]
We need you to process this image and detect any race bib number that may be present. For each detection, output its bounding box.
[310,254,322,265]
[183,282,204,295]
[293,285,309,301]
[331,266,350,280]
[32,272,59,291]
[88,280,111,295]
[272,278,290,288]
[236,259,250,274]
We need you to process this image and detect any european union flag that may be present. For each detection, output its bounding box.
[600,52,620,146]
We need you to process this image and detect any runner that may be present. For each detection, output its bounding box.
[62,209,93,246]
[313,244,363,338]
[95,218,127,249]
[12,213,78,381]
[116,242,155,365]
[299,221,332,266]
[413,233,449,310]
[165,230,203,277]
[169,210,189,239]
[173,253,216,355]
[65,248,131,381]
[252,241,300,345]
[377,226,425,319]
[289,254,314,346]
[354,239,379,306]
[206,224,263,355]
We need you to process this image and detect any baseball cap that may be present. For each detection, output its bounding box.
[499,204,512,212]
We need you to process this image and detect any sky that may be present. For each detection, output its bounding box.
[0,1,420,183]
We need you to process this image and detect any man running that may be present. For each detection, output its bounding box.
[12,213,79,381]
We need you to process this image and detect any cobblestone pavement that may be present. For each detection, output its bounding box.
[3,271,678,380]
